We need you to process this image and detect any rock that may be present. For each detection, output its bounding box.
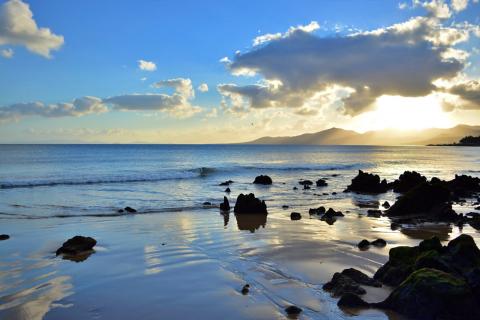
[338,293,370,308]
[225,187,231,193]
[382,201,390,209]
[299,180,313,186]
[357,240,370,250]
[0,234,10,240]
[371,239,387,247]
[285,305,302,316]
[56,236,96,256]
[290,212,301,220]
[324,208,344,218]
[323,272,367,297]
[234,193,267,214]
[220,196,230,211]
[378,268,480,320]
[367,209,382,218]
[303,184,311,190]
[309,206,326,215]
[117,209,124,213]
[282,205,289,209]
[253,175,272,185]
[447,174,480,197]
[341,268,381,287]
[332,192,337,195]
[241,284,250,295]
[391,171,427,193]
[219,180,233,186]
[374,245,420,286]
[323,192,329,195]
[203,201,212,205]
[386,182,452,218]
[124,206,137,213]
[316,179,328,187]
[293,186,298,190]
[346,170,389,194]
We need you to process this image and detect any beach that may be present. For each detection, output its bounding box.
[1,144,480,320]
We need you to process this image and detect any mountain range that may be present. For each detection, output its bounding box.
[244,125,480,145]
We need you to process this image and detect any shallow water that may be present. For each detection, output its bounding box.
[0,145,479,319]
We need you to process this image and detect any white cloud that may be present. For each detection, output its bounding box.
[197,83,209,92]
[451,0,469,11]
[253,21,319,46]
[0,96,107,123]
[0,0,64,58]
[398,2,409,9]
[220,13,478,116]
[152,78,194,99]
[1,48,14,58]
[138,59,157,71]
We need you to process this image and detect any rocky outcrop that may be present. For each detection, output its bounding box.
[220,196,230,211]
[253,175,272,185]
[316,179,328,187]
[323,268,380,297]
[290,212,301,220]
[390,171,427,193]
[346,170,389,194]
[234,193,267,214]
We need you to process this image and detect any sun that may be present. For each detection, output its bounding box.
[351,95,454,132]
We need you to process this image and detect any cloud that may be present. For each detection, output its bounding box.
[1,48,13,58]
[253,21,319,46]
[138,59,157,71]
[447,80,480,108]
[0,78,203,123]
[451,0,469,12]
[220,10,477,116]
[197,83,209,92]
[105,78,201,118]
[0,0,64,58]
[0,96,107,122]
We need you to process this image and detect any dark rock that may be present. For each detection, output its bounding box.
[220,196,230,211]
[324,208,344,218]
[341,268,381,287]
[219,180,233,186]
[371,239,387,247]
[346,170,389,194]
[293,186,298,190]
[316,179,328,187]
[203,201,212,206]
[299,180,313,186]
[332,192,337,195]
[323,272,367,297]
[117,209,124,213]
[253,175,272,185]
[56,236,96,256]
[447,174,480,197]
[234,193,267,214]
[391,171,427,193]
[224,187,231,193]
[367,209,382,218]
[338,293,370,308]
[386,182,452,218]
[309,206,326,215]
[374,245,420,286]
[378,268,480,320]
[290,212,301,220]
[285,305,302,316]
[282,205,289,209]
[124,206,137,213]
[0,234,10,240]
[382,201,390,209]
[241,284,250,295]
[357,239,370,250]
[303,184,311,190]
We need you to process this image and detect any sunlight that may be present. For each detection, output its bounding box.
[351,95,454,132]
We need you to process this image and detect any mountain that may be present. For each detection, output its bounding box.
[244,125,480,145]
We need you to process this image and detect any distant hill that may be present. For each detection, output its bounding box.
[244,125,480,146]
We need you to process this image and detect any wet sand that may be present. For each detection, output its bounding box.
[1,201,478,320]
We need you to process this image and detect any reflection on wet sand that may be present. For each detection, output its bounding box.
[235,214,267,233]
[220,212,229,227]
[59,250,95,263]
[400,223,453,240]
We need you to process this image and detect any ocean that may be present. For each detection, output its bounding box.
[1,144,479,320]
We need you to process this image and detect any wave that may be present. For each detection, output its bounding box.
[0,163,369,190]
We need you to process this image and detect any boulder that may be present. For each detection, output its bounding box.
[338,293,370,308]
[224,187,231,193]
[323,272,366,297]
[220,196,230,211]
[290,212,301,220]
[378,268,480,320]
[299,180,313,186]
[346,170,389,194]
[357,240,370,250]
[371,239,387,247]
[253,175,272,185]
[309,206,326,215]
[316,179,328,187]
[303,184,311,190]
[56,236,96,256]
[447,174,480,197]
[219,180,233,186]
[234,193,267,214]
[324,208,344,218]
[341,268,381,287]
[367,209,382,218]
[241,284,250,295]
[391,171,427,193]
[282,205,289,209]
[382,201,390,209]
[203,201,212,206]
[0,234,10,240]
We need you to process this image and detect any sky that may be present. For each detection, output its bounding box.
[0,0,479,143]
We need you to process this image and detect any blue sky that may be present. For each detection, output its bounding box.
[0,0,479,143]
